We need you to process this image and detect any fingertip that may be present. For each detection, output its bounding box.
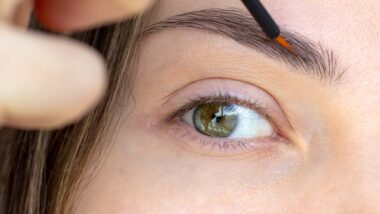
[0,26,107,129]
[34,0,84,31]
[34,0,155,31]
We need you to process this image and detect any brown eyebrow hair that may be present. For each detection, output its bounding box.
[144,8,346,84]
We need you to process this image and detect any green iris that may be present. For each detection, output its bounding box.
[193,103,239,137]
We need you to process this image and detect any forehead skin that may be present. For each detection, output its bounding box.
[155,0,380,85]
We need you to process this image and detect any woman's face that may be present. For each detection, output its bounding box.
[74,0,380,213]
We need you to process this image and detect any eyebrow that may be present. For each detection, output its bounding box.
[144,8,345,83]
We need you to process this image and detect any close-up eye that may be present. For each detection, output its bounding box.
[182,102,275,139]
[162,79,293,155]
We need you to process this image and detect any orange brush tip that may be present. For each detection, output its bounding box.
[274,35,298,56]
[274,36,291,48]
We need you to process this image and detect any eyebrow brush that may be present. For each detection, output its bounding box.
[241,0,296,54]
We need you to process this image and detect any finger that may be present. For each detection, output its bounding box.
[11,0,32,27]
[34,0,155,31]
[0,0,31,26]
[0,24,106,129]
[0,0,23,20]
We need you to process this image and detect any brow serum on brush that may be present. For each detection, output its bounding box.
[241,0,298,55]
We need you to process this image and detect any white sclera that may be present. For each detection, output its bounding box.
[182,104,274,139]
[228,105,274,138]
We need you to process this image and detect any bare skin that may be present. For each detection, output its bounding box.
[73,0,380,213]
[0,0,155,128]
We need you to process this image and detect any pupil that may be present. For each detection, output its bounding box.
[213,113,222,123]
[214,115,221,123]
[193,103,238,138]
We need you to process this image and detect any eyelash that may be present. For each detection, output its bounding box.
[165,93,287,154]
[166,93,271,122]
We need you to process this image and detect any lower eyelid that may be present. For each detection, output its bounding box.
[167,119,289,157]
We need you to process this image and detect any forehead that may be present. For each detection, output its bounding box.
[153,0,380,89]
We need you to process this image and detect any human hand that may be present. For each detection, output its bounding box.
[0,0,154,129]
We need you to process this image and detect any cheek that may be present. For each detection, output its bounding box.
[73,114,304,212]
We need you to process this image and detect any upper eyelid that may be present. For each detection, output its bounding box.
[165,94,271,123]
[162,77,260,103]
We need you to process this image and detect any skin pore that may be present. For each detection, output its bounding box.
[73,0,380,213]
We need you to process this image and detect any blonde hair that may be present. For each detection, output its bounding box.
[0,8,154,213]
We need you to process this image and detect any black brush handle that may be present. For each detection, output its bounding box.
[241,0,280,39]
